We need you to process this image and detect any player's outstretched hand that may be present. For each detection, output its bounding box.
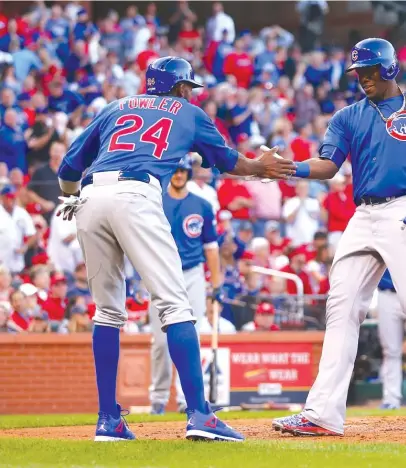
[259,146,296,180]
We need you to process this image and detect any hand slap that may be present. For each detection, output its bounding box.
[259,145,296,183]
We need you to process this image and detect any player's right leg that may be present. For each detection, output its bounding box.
[75,185,135,442]
[377,290,403,409]
[110,179,244,442]
[273,205,386,436]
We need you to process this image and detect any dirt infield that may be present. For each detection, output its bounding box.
[1,417,406,443]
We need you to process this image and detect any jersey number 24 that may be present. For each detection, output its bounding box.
[107,115,173,159]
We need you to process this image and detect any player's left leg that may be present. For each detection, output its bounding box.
[175,263,207,412]
[377,290,404,409]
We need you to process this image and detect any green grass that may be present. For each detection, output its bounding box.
[1,439,406,468]
[1,407,406,430]
[1,409,406,467]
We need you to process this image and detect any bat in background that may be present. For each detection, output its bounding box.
[208,300,220,404]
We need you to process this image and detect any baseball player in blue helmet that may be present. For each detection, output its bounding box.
[57,55,295,442]
[273,38,406,437]
[146,56,203,95]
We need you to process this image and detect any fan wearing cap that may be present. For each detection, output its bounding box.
[7,284,39,333]
[242,301,280,332]
[41,273,68,328]
[280,247,313,296]
[0,185,36,274]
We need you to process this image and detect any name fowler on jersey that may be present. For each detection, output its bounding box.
[118,96,183,115]
[387,110,406,141]
[183,214,204,238]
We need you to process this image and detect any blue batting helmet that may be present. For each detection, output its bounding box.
[146,56,203,95]
[176,157,193,179]
[346,38,399,81]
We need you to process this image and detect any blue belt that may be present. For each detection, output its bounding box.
[355,194,404,207]
[81,171,151,189]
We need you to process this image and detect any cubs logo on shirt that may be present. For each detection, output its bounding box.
[183,214,204,238]
[386,110,406,141]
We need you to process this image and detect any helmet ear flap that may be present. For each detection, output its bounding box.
[381,62,400,80]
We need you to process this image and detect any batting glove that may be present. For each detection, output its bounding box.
[56,195,80,221]
[212,286,225,305]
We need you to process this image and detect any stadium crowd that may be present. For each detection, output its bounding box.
[0,1,405,334]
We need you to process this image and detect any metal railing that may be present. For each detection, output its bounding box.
[251,266,304,320]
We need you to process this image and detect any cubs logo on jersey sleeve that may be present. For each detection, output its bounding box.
[386,110,406,141]
[183,214,204,238]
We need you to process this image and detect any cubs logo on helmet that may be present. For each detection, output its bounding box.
[386,111,406,141]
[183,214,203,238]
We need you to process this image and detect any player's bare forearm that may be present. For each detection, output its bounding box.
[302,158,339,180]
[229,151,295,179]
[205,247,222,289]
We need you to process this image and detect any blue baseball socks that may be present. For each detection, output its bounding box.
[92,325,120,418]
[167,321,207,414]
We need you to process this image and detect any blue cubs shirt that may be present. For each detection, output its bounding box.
[163,192,217,270]
[48,90,84,115]
[320,94,406,204]
[59,94,239,187]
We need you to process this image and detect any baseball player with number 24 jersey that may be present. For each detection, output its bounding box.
[56,56,295,442]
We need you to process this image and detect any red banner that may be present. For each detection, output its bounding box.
[228,342,313,391]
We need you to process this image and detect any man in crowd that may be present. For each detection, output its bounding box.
[27,141,65,222]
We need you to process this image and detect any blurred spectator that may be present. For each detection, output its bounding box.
[30,265,50,302]
[282,180,320,246]
[25,108,61,169]
[67,263,91,302]
[245,178,282,237]
[304,50,332,89]
[280,248,313,295]
[295,83,321,124]
[227,88,254,144]
[27,141,65,221]
[48,79,84,126]
[187,162,220,214]
[0,185,36,274]
[290,121,316,162]
[47,199,83,274]
[41,272,68,329]
[201,99,231,144]
[206,2,235,44]
[199,295,236,334]
[137,37,160,72]
[217,178,254,228]
[62,295,92,333]
[223,39,253,89]
[242,301,280,331]
[265,221,292,257]
[301,230,328,262]
[322,173,356,251]
[0,265,12,302]
[168,1,197,45]
[0,108,27,172]
[120,61,142,96]
[8,289,30,332]
[0,301,12,332]
[306,244,331,292]
[73,8,97,42]
[296,0,329,53]
[237,221,254,244]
